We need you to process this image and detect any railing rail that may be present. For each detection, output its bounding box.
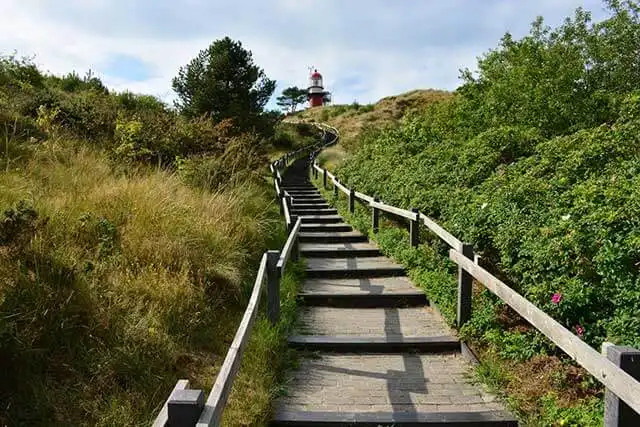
[310,124,640,427]
[152,123,330,427]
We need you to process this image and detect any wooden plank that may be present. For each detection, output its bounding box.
[283,197,291,226]
[277,217,302,276]
[152,380,190,427]
[355,191,374,204]
[332,178,349,195]
[449,249,640,415]
[423,215,462,249]
[196,254,269,427]
[369,200,417,221]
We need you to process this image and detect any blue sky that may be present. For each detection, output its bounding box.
[1,0,610,110]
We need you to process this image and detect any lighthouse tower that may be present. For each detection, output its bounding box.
[307,68,330,107]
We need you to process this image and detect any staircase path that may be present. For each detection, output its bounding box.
[272,158,518,426]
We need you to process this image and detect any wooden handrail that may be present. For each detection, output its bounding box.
[196,254,268,426]
[449,249,640,416]
[354,191,374,204]
[423,215,462,250]
[332,177,350,195]
[369,200,417,221]
[277,217,302,276]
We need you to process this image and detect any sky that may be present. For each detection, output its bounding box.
[1,0,611,110]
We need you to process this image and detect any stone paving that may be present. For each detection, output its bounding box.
[277,354,503,413]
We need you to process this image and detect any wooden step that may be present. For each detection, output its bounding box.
[300,223,353,233]
[272,354,518,426]
[288,335,460,353]
[291,208,338,215]
[300,291,427,308]
[299,215,343,224]
[300,242,381,258]
[306,257,405,278]
[299,231,368,243]
[272,410,518,426]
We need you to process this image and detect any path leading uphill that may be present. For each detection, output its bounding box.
[270,158,518,426]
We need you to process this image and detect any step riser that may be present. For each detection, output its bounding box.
[306,268,406,279]
[288,338,460,353]
[272,411,519,426]
[299,235,368,244]
[301,225,353,233]
[290,195,322,199]
[301,249,381,258]
[300,217,343,224]
[300,293,427,308]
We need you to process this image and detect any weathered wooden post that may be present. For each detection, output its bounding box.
[372,197,380,233]
[323,168,328,189]
[266,250,281,324]
[410,208,420,247]
[333,179,339,197]
[167,389,205,427]
[457,243,474,327]
[602,343,640,426]
[349,188,355,214]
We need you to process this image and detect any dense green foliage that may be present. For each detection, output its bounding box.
[0,44,310,425]
[172,37,276,130]
[337,1,640,349]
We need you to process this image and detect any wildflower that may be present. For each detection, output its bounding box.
[561,214,571,221]
[481,202,488,209]
[551,293,562,304]
[575,324,584,337]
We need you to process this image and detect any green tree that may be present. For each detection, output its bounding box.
[171,37,276,127]
[276,86,307,113]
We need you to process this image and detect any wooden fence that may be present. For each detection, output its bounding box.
[151,127,334,427]
[310,128,640,427]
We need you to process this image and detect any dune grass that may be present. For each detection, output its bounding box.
[0,138,294,425]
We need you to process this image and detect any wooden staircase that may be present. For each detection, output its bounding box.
[271,158,518,426]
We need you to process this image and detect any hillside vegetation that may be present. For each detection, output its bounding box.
[313,2,640,424]
[0,43,309,425]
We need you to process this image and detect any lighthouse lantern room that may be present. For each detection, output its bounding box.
[307,68,330,107]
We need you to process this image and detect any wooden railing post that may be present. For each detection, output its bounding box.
[457,243,474,327]
[167,389,205,427]
[323,168,328,189]
[603,343,640,426]
[410,208,420,247]
[333,179,339,197]
[372,196,380,233]
[349,188,355,213]
[266,250,281,324]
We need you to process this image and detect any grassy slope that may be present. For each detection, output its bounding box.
[0,138,298,426]
[293,89,452,168]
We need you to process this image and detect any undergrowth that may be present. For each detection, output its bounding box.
[313,175,604,427]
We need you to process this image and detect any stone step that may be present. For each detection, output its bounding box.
[292,307,458,352]
[306,257,405,278]
[291,208,339,216]
[300,223,353,233]
[296,307,450,338]
[299,215,343,224]
[272,354,518,426]
[272,411,518,426]
[299,231,368,244]
[300,242,381,258]
[293,203,331,209]
[290,194,323,199]
[302,276,421,294]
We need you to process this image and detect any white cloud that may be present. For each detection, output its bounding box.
[0,0,611,108]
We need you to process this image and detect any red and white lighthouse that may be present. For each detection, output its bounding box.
[307,68,331,107]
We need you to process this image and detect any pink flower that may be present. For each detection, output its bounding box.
[575,325,585,337]
[551,293,562,304]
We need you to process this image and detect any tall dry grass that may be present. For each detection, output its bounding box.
[0,139,284,425]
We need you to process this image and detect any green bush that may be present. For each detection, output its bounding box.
[337,2,640,349]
